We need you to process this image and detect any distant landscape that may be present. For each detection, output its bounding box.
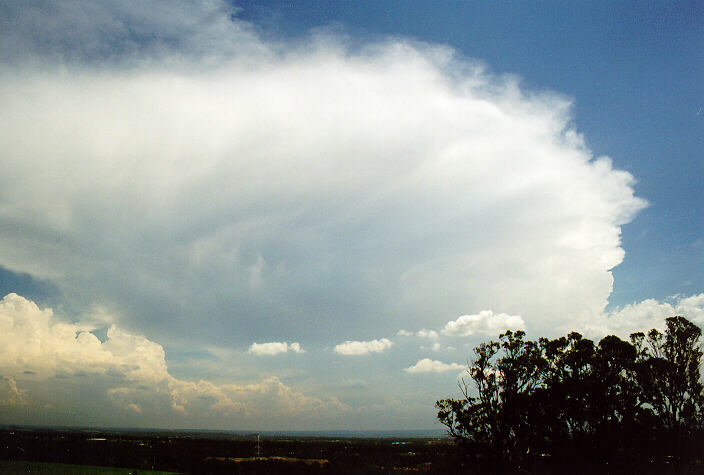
[0,426,456,474]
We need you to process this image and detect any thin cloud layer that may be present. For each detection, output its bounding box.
[334,338,394,356]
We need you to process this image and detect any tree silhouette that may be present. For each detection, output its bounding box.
[437,316,704,473]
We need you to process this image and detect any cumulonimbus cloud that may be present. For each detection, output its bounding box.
[405,359,464,374]
[248,341,305,356]
[334,338,394,356]
[0,0,647,348]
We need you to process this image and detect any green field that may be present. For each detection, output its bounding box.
[0,460,176,474]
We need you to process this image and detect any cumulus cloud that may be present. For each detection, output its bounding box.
[0,0,648,349]
[442,310,526,337]
[0,377,24,406]
[334,338,394,356]
[405,359,465,374]
[0,293,345,428]
[247,341,305,355]
[582,293,704,338]
[416,329,438,339]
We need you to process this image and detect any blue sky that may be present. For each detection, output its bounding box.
[0,1,701,430]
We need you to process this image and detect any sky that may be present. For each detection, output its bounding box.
[0,1,701,431]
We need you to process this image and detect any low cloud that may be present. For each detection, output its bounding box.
[0,293,345,428]
[334,338,393,356]
[442,310,526,337]
[405,359,464,374]
[582,293,704,338]
[248,341,305,356]
[416,329,438,340]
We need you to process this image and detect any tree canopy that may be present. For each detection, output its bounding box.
[436,316,704,473]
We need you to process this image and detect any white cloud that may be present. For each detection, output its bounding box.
[421,342,443,352]
[334,338,394,356]
[0,293,345,428]
[442,310,526,337]
[397,330,412,337]
[405,359,465,374]
[248,341,305,356]
[0,3,647,347]
[0,377,25,407]
[416,329,438,339]
[582,293,704,338]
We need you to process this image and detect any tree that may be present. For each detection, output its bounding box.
[436,331,544,472]
[632,316,704,463]
[437,316,704,473]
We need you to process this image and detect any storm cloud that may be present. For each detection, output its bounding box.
[0,0,685,430]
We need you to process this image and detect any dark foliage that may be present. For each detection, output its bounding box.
[437,316,704,473]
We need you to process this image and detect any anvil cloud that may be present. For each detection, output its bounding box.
[0,0,693,430]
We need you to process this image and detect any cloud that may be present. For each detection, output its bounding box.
[0,377,24,406]
[0,293,345,428]
[582,293,704,338]
[397,330,412,337]
[0,0,648,348]
[0,0,265,64]
[334,338,394,356]
[247,341,305,355]
[416,329,438,339]
[442,310,526,337]
[405,359,465,374]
